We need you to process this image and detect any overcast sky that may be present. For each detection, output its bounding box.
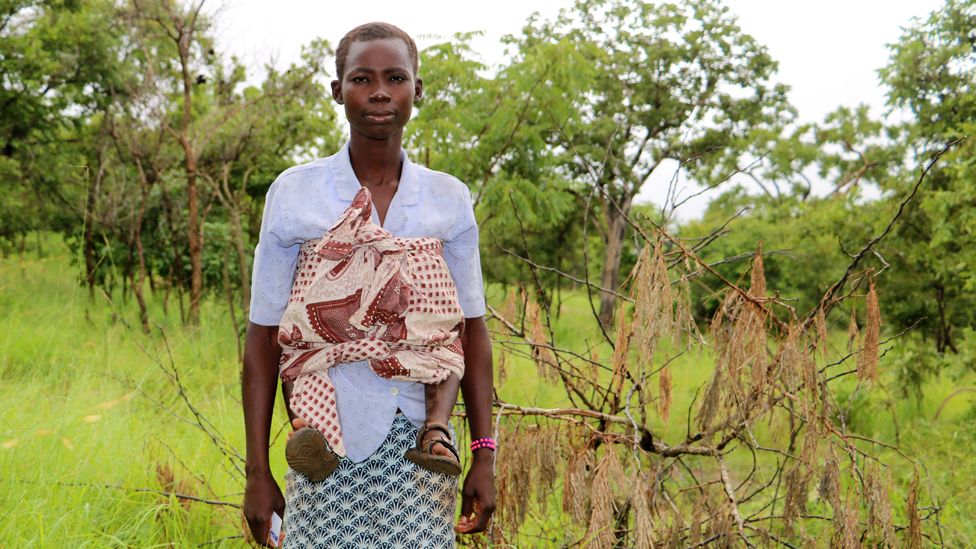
[206,0,943,220]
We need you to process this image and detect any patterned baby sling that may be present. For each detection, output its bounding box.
[277,187,466,456]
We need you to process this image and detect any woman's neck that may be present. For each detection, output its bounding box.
[348,133,403,189]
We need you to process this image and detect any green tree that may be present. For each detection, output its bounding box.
[876,0,975,352]
[0,0,123,244]
[513,0,792,324]
[408,34,589,303]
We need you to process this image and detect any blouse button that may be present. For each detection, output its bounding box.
[390,387,399,396]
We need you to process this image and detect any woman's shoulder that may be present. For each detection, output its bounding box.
[411,163,472,204]
[270,156,334,193]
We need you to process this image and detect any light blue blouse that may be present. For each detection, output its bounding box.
[249,142,486,462]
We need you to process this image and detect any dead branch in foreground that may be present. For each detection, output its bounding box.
[478,141,962,548]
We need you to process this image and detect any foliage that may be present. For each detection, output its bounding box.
[872,0,976,355]
[511,0,794,323]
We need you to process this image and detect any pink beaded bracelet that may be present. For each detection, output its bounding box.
[470,437,497,452]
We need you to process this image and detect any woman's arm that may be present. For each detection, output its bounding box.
[455,315,496,534]
[242,322,286,546]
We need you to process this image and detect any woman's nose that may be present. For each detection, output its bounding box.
[369,88,391,102]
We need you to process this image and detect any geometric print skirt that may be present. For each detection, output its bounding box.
[283,414,458,548]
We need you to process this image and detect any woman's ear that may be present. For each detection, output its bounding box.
[330,79,343,105]
[414,77,424,104]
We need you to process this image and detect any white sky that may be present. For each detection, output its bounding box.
[207,0,942,220]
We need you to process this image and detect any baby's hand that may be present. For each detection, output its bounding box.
[286,418,307,440]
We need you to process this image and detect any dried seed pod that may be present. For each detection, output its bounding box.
[865,463,894,545]
[611,303,634,396]
[696,363,724,434]
[527,299,558,383]
[563,441,594,523]
[819,446,841,511]
[832,494,861,549]
[858,276,881,382]
[658,365,672,423]
[633,472,657,549]
[906,469,922,549]
[815,305,829,359]
[847,305,860,354]
[585,452,617,549]
[495,426,533,536]
[533,426,560,512]
[750,241,766,300]
[496,347,508,386]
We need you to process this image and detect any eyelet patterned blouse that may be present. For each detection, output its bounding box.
[249,142,486,462]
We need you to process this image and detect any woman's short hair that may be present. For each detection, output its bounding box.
[335,22,419,78]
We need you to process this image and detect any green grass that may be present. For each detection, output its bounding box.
[2,239,975,547]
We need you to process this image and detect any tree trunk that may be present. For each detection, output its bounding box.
[935,284,957,354]
[228,204,251,317]
[177,32,203,325]
[84,148,106,300]
[132,159,151,334]
[222,245,243,361]
[159,184,186,324]
[598,193,632,325]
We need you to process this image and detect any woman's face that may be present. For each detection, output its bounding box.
[332,38,422,142]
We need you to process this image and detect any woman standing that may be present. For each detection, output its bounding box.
[241,22,496,547]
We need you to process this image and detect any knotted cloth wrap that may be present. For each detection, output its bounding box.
[277,187,465,457]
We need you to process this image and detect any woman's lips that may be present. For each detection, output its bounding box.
[365,112,396,123]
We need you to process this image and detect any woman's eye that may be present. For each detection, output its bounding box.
[352,76,368,83]
[391,75,406,82]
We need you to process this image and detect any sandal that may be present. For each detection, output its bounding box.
[404,422,462,476]
[286,427,340,482]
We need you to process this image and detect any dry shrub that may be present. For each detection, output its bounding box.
[585,451,618,549]
[494,288,519,386]
[589,347,602,385]
[782,464,807,536]
[864,463,894,545]
[858,276,881,382]
[629,239,696,423]
[906,469,923,549]
[785,418,825,532]
[847,305,860,354]
[631,241,669,367]
[501,286,518,322]
[658,365,672,422]
[527,298,558,383]
[819,445,841,511]
[531,425,561,513]
[834,494,862,549]
[702,246,771,425]
[746,244,769,397]
[815,305,829,359]
[563,439,594,523]
[632,471,657,549]
[705,492,733,548]
[155,463,195,510]
[611,302,634,397]
[777,323,803,394]
[695,357,724,435]
[495,426,533,536]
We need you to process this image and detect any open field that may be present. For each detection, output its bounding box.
[2,239,975,547]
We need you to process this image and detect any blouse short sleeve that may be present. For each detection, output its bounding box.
[443,184,487,319]
[248,178,300,326]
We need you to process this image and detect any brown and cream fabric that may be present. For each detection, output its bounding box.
[277,187,465,456]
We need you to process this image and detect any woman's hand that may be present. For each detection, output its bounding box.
[455,452,496,534]
[456,316,496,534]
[242,323,286,546]
[243,470,285,546]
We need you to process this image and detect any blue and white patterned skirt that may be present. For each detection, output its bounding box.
[283,414,458,548]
